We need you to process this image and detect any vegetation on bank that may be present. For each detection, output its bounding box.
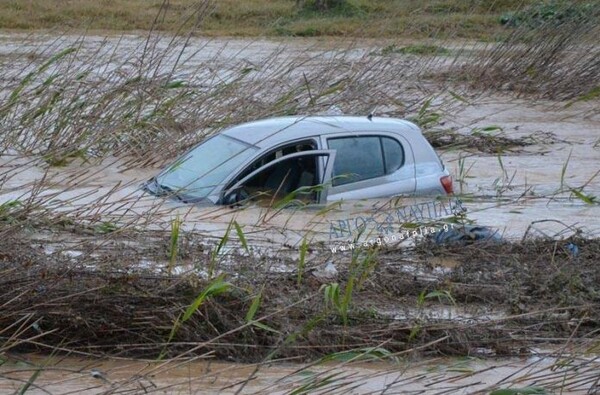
[2,223,599,362]
[0,0,595,39]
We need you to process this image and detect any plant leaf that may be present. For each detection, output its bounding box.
[182,276,231,322]
[252,322,281,334]
[490,387,548,395]
[233,220,249,254]
[245,291,262,322]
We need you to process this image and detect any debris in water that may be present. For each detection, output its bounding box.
[566,242,579,257]
[90,369,109,383]
[313,261,338,279]
[434,225,501,245]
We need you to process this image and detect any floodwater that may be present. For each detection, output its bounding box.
[441,97,600,240]
[2,350,599,394]
[0,33,598,249]
[1,33,597,249]
[1,95,598,252]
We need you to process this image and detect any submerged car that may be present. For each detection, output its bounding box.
[144,116,453,205]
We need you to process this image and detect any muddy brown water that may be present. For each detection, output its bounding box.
[2,350,599,394]
[1,34,598,250]
[1,96,598,252]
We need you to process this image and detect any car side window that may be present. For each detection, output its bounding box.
[328,135,405,187]
[234,140,316,182]
[237,155,319,203]
[328,136,385,186]
[382,136,404,174]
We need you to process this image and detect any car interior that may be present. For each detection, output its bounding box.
[226,140,320,204]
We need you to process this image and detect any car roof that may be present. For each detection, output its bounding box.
[221,116,422,147]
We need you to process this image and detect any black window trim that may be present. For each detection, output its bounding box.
[379,137,388,174]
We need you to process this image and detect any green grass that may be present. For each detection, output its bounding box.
[378,44,451,56]
[167,216,181,275]
[0,0,552,39]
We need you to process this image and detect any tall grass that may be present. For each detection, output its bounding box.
[159,275,232,359]
[167,215,181,274]
[321,245,378,325]
[455,1,600,100]
[0,28,445,166]
[297,236,309,286]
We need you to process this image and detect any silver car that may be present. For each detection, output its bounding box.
[144,116,453,205]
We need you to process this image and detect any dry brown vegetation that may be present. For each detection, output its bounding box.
[2,224,599,361]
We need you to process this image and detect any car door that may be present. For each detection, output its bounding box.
[322,132,416,201]
[220,150,337,205]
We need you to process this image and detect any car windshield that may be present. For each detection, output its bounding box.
[156,134,257,199]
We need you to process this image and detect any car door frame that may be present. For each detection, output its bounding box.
[219,150,337,205]
[319,131,416,201]
[207,137,321,204]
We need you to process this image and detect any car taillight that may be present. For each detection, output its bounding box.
[440,175,453,194]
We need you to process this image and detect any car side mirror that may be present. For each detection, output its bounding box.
[225,191,239,206]
[224,187,250,206]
